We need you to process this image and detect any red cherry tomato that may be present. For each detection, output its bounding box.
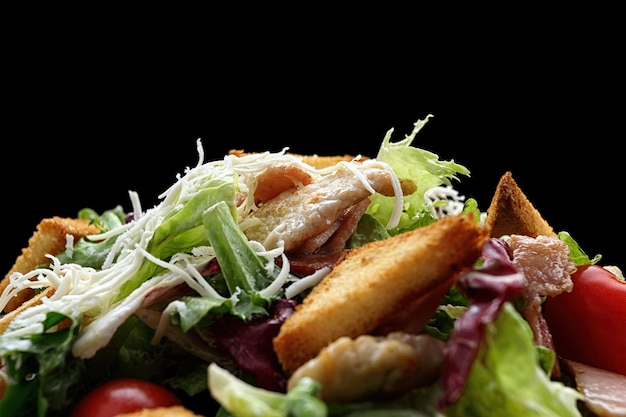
[69,378,182,417]
[543,264,626,375]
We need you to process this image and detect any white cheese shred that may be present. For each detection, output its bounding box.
[151,300,187,345]
[368,160,403,229]
[259,253,291,299]
[285,267,331,299]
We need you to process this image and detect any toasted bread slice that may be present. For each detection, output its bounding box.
[273,214,488,374]
[296,154,363,169]
[483,171,556,238]
[228,148,363,169]
[0,216,100,313]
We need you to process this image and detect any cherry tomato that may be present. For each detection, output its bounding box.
[543,264,626,375]
[69,378,182,417]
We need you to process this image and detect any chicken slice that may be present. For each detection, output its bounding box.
[253,163,315,204]
[507,234,577,377]
[508,234,576,347]
[295,198,371,255]
[509,234,577,304]
[242,161,413,252]
[287,332,445,403]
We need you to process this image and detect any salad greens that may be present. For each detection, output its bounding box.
[54,206,126,268]
[0,115,589,416]
[209,363,327,417]
[206,241,585,417]
[207,304,584,417]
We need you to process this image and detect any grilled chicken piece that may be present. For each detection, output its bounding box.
[509,235,576,301]
[288,332,445,402]
[252,163,315,204]
[507,234,577,376]
[243,161,414,253]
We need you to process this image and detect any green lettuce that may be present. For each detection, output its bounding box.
[170,199,286,329]
[116,173,237,302]
[208,363,327,417]
[446,303,583,417]
[53,206,126,268]
[0,159,288,415]
[558,231,602,266]
[0,312,83,417]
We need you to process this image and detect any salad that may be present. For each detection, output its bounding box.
[0,115,622,416]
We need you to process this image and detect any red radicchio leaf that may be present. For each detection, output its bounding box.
[440,238,526,405]
[213,298,296,392]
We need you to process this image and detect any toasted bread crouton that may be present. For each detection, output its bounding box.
[0,217,100,313]
[116,405,204,416]
[273,214,488,374]
[0,287,55,335]
[296,154,364,169]
[483,171,556,239]
[228,148,363,169]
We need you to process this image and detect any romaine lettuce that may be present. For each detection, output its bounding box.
[446,303,583,417]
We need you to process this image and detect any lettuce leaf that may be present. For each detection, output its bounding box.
[446,303,583,417]
[116,177,237,302]
[0,312,84,417]
[558,231,602,266]
[53,206,126,268]
[208,363,326,417]
[367,115,471,233]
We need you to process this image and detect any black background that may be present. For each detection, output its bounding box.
[3,24,624,276]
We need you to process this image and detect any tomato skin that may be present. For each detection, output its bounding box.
[69,378,182,417]
[543,264,626,376]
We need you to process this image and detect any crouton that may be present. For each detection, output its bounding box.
[483,171,556,238]
[273,214,488,374]
[228,148,363,169]
[0,217,100,313]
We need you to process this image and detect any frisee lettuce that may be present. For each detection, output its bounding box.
[366,115,471,234]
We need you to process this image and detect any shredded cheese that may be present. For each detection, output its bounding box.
[285,267,331,299]
[364,159,404,229]
[424,186,466,220]
[259,253,291,299]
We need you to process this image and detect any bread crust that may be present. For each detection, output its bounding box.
[273,214,488,374]
[228,148,362,169]
[0,217,100,313]
[483,171,556,238]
